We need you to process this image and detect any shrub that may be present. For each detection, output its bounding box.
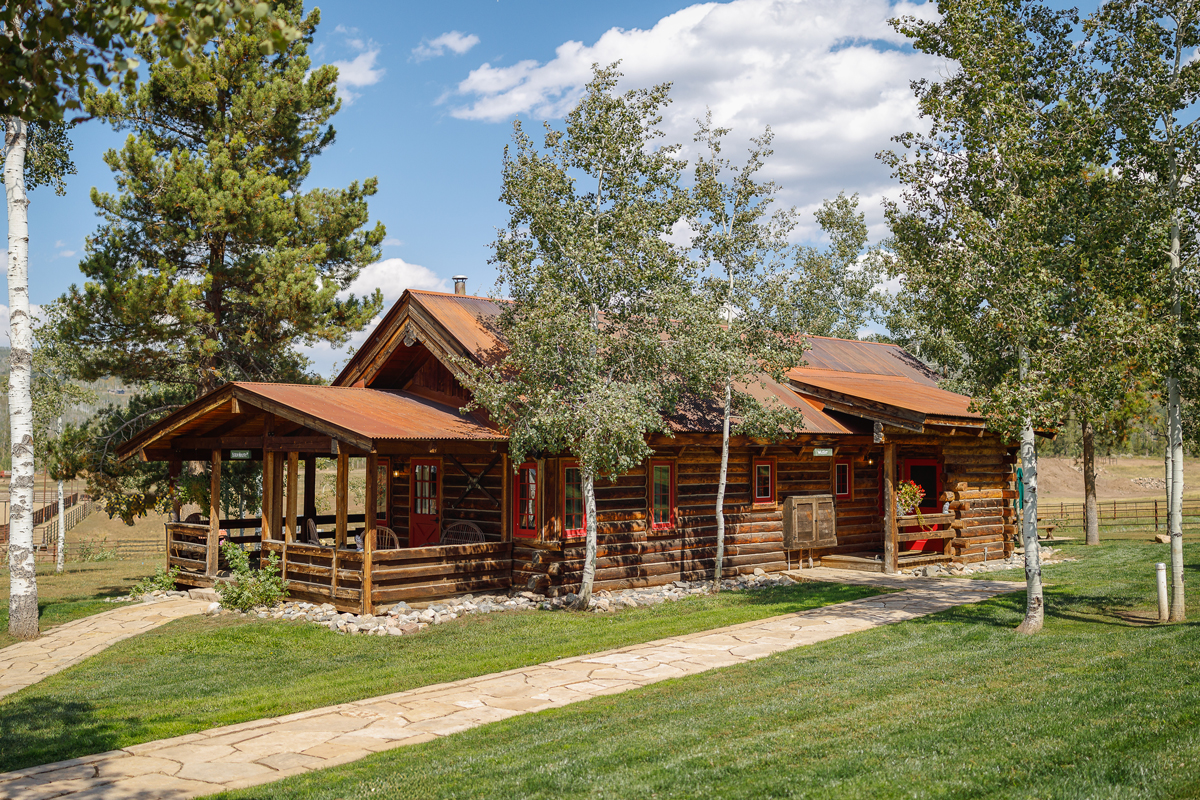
[77,536,117,562]
[130,565,181,597]
[216,542,288,611]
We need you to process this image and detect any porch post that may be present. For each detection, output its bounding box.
[303,454,317,520]
[883,442,898,575]
[272,452,284,541]
[261,452,275,540]
[335,450,348,548]
[286,452,299,543]
[208,449,221,578]
[362,453,377,615]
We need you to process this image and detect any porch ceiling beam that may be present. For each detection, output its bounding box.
[172,435,333,452]
[192,409,264,440]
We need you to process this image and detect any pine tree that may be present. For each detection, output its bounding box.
[61,0,384,396]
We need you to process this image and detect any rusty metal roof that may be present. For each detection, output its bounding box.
[800,336,942,387]
[668,375,854,435]
[118,382,504,460]
[787,369,982,421]
[408,291,506,360]
[235,383,504,441]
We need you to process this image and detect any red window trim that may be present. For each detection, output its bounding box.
[903,458,942,511]
[752,458,776,504]
[649,460,676,530]
[834,460,852,499]
[513,461,539,539]
[562,460,586,538]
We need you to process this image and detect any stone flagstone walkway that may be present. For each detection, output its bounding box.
[0,598,210,701]
[0,577,1020,800]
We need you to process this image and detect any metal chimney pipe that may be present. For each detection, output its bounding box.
[453,275,468,295]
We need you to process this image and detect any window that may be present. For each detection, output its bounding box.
[563,462,585,537]
[835,461,852,498]
[376,458,390,527]
[753,458,775,504]
[650,461,675,529]
[514,462,538,538]
[904,459,941,511]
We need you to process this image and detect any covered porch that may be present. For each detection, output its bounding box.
[121,383,513,613]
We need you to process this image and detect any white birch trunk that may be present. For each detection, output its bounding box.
[55,414,65,573]
[573,467,599,610]
[1168,372,1186,621]
[1015,348,1044,634]
[713,377,732,592]
[4,117,37,639]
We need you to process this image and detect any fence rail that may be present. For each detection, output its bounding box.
[1038,498,1200,532]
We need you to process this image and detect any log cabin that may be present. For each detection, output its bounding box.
[117,280,1018,612]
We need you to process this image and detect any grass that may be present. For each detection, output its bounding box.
[0,579,877,773]
[0,559,158,649]
[211,539,1200,800]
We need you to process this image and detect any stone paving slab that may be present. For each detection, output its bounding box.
[0,598,209,700]
[0,578,1020,800]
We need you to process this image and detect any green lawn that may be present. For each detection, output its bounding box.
[212,539,1200,800]
[0,559,151,649]
[0,580,877,773]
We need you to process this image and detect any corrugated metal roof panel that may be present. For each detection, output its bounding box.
[786,369,981,420]
[235,384,505,441]
[668,376,853,435]
[408,291,506,360]
[800,337,942,387]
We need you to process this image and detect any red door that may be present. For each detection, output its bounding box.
[410,459,440,547]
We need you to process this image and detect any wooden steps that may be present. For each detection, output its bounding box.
[821,550,954,573]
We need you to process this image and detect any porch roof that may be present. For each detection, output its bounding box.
[117,382,504,461]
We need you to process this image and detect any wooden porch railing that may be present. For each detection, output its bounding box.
[165,518,512,612]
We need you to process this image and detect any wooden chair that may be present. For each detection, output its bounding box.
[440,520,485,546]
[374,526,401,551]
[302,518,323,546]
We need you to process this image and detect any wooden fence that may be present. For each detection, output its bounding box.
[1037,498,1200,534]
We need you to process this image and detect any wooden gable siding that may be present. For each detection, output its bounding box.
[337,297,473,390]
[407,357,469,405]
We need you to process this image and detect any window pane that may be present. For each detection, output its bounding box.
[652,464,671,526]
[756,464,772,500]
[836,463,849,496]
[518,467,537,530]
[565,467,583,532]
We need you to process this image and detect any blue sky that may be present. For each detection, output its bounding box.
[1,0,1097,377]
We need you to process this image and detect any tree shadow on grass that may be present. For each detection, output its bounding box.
[0,695,150,773]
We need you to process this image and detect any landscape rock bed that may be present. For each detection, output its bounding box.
[898,545,1074,577]
[201,568,802,636]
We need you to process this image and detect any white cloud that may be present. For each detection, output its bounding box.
[342,257,450,305]
[448,0,942,241]
[413,31,481,61]
[57,250,76,259]
[382,237,404,247]
[332,48,385,104]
